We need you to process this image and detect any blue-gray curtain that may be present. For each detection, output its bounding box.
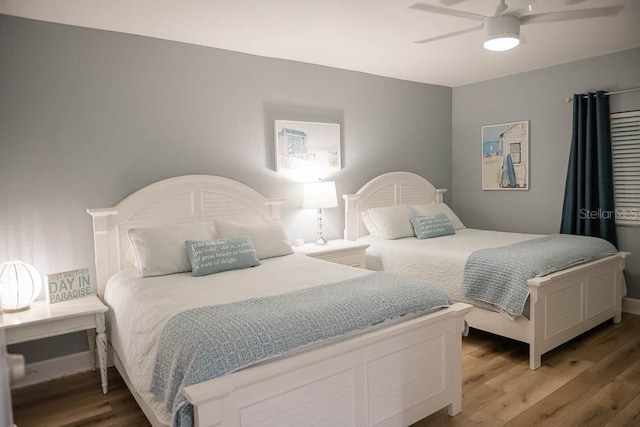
[560,91,617,246]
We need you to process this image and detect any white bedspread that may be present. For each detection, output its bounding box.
[360,228,540,307]
[105,254,370,424]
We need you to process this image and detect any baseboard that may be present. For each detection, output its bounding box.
[623,297,640,315]
[10,350,116,389]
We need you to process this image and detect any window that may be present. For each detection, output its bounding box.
[611,110,640,226]
[510,143,521,163]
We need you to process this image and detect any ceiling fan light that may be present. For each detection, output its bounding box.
[483,15,520,51]
[484,36,520,51]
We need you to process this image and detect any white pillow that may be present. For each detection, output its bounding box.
[411,203,465,230]
[215,219,293,260]
[366,205,415,240]
[361,211,381,238]
[124,245,137,267]
[128,222,214,277]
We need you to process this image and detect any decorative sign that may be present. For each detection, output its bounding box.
[46,268,92,304]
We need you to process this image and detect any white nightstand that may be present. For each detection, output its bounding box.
[293,239,370,268]
[0,295,109,394]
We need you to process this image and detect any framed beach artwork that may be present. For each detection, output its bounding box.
[275,120,341,178]
[482,120,529,190]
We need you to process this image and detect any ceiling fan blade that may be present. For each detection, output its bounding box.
[414,25,483,44]
[507,1,541,17]
[494,0,508,17]
[409,3,487,21]
[520,5,624,25]
[440,0,540,8]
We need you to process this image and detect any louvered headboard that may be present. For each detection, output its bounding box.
[87,175,283,296]
[343,172,447,241]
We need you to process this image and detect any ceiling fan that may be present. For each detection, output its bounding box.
[410,0,624,51]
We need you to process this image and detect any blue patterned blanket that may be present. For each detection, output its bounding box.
[462,234,617,318]
[150,272,451,427]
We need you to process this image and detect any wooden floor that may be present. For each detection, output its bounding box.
[11,313,640,427]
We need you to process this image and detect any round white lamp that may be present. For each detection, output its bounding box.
[0,261,42,313]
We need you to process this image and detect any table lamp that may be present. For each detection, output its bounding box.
[0,261,42,312]
[303,181,338,245]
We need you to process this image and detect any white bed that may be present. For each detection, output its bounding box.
[88,174,471,427]
[344,171,628,370]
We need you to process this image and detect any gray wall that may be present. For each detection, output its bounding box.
[452,48,640,298]
[0,15,451,362]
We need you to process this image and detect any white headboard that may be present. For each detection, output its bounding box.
[87,175,283,297]
[343,172,447,241]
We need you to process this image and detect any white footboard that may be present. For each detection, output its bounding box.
[183,303,471,427]
[527,252,627,369]
[466,253,627,370]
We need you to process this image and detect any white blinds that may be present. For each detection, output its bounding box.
[611,110,640,226]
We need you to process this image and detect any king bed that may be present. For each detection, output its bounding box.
[344,171,628,370]
[88,174,471,427]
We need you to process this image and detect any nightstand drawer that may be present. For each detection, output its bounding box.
[312,250,361,267]
[292,239,369,268]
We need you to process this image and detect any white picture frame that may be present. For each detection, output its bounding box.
[482,120,529,190]
[274,120,341,175]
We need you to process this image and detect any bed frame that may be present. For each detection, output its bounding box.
[88,174,471,427]
[344,171,628,370]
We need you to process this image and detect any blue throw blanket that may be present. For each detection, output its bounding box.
[150,272,451,427]
[463,234,617,318]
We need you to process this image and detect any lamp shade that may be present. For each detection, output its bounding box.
[0,261,42,312]
[303,181,338,209]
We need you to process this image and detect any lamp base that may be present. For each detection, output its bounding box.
[1,305,30,313]
[314,237,329,246]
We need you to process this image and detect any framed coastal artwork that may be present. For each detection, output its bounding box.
[482,120,529,190]
[274,120,341,179]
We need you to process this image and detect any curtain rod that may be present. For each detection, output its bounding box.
[565,87,640,103]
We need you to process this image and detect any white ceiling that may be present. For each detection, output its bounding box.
[1,0,639,87]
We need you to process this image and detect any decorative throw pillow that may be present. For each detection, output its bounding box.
[214,219,293,260]
[128,223,214,277]
[366,205,415,240]
[185,236,260,277]
[410,213,456,239]
[411,203,465,230]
